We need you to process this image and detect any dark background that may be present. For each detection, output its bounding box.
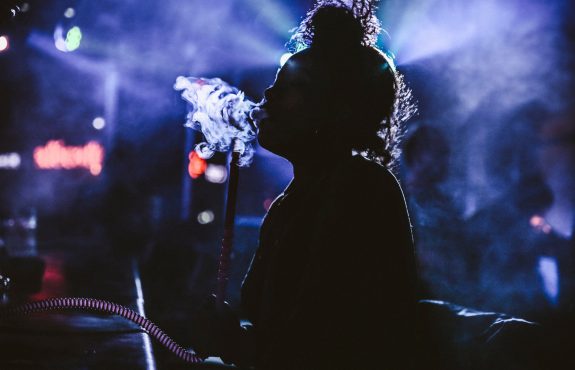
[0,0,573,354]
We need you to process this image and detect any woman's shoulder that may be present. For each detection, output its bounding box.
[331,155,401,193]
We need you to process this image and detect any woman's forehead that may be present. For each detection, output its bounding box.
[280,54,312,74]
[275,50,319,81]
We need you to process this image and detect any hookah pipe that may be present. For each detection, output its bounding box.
[0,143,242,363]
[216,142,241,311]
[0,77,251,364]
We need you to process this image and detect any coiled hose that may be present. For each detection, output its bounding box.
[0,297,203,363]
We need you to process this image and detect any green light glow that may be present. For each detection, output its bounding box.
[65,26,82,51]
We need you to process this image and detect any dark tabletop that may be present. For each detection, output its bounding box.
[0,243,234,370]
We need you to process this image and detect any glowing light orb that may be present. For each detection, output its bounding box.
[65,26,82,51]
[280,52,292,67]
[55,38,67,52]
[529,214,552,234]
[197,210,215,225]
[64,8,75,18]
[0,36,9,52]
[530,215,544,227]
[205,164,227,184]
[92,117,106,130]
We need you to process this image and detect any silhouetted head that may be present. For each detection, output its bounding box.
[257,1,414,170]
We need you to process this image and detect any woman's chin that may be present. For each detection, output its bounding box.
[257,132,276,152]
[257,132,288,158]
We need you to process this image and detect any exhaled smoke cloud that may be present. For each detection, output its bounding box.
[382,0,571,209]
[387,0,573,315]
[382,0,570,120]
[174,76,258,166]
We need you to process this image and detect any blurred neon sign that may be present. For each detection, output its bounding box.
[33,140,104,176]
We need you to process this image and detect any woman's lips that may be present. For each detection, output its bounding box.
[250,106,270,127]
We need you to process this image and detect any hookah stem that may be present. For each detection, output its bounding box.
[216,142,241,309]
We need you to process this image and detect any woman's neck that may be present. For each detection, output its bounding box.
[291,149,353,185]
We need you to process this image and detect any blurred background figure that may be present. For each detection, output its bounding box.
[402,124,471,304]
[464,103,555,317]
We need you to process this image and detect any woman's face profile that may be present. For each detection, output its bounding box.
[257,53,324,159]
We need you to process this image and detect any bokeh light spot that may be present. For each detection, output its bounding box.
[64,8,76,18]
[205,164,228,184]
[0,153,21,169]
[92,117,106,130]
[197,210,215,225]
[530,215,544,227]
[0,36,9,52]
[65,26,82,51]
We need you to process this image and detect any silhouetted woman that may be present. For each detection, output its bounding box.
[194,2,417,369]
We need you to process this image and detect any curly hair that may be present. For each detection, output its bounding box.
[288,0,416,170]
[288,0,381,52]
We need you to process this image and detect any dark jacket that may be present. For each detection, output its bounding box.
[241,155,417,369]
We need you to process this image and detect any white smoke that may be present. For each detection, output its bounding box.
[174,76,258,166]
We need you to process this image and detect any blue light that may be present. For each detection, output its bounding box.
[280,52,292,67]
[538,256,559,305]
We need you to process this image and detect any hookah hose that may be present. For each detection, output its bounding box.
[0,297,202,363]
[0,147,243,364]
